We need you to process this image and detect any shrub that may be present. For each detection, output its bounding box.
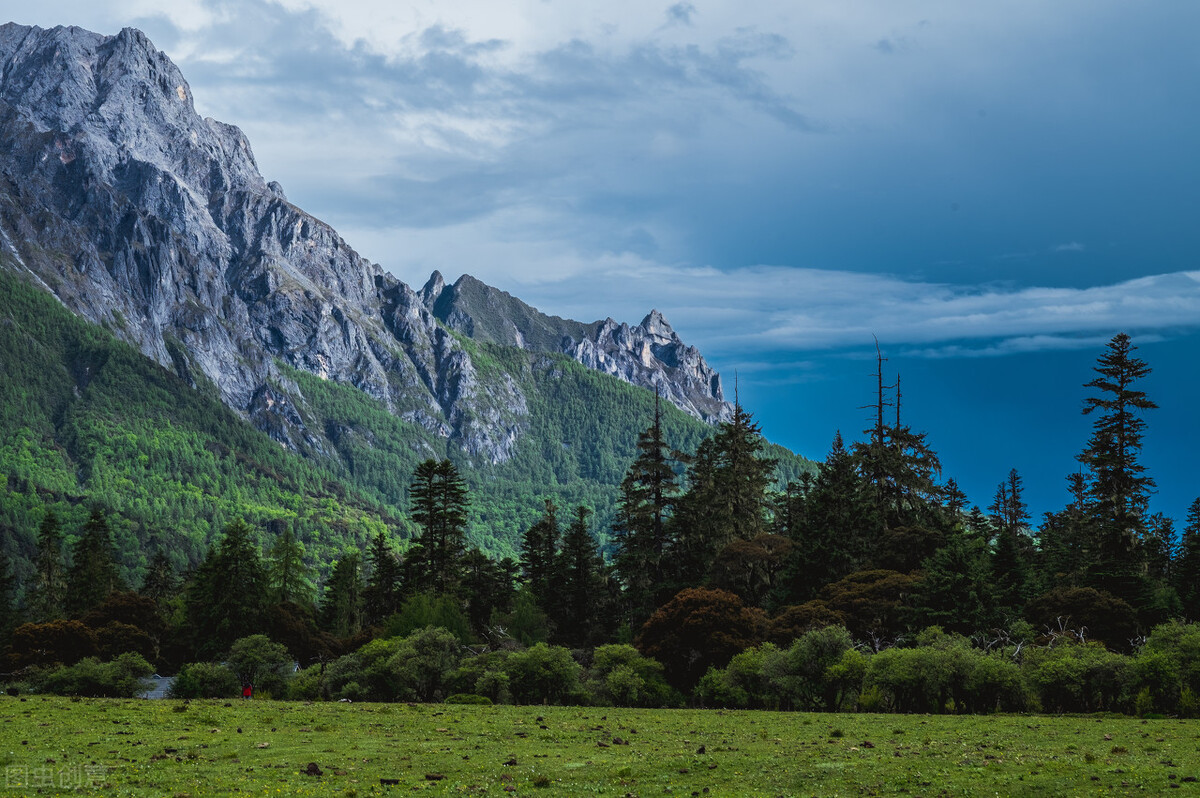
[445,693,492,705]
[170,662,240,699]
[227,634,293,698]
[35,652,153,697]
[1022,642,1129,714]
[503,643,582,704]
[585,644,679,708]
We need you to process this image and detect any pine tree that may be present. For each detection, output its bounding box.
[555,506,606,646]
[521,499,561,609]
[320,552,364,638]
[1077,333,1157,604]
[774,432,875,605]
[0,551,17,648]
[1174,499,1200,619]
[185,518,270,657]
[672,399,776,587]
[66,507,125,616]
[613,394,680,624]
[139,546,178,604]
[989,469,1033,613]
[267,521,315,606]
[363,531,401,626]
[407,459,470,594]
[1079,333,1158,536]
[28,510,67,621]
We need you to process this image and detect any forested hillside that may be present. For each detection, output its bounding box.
[0,264,813,592]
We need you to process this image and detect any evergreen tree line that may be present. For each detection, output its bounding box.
[3,331,1200,714]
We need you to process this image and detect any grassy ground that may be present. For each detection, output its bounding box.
[2,698,1199,796]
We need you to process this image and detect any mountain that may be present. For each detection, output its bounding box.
[0,22,731,469]
[0,23,812,582]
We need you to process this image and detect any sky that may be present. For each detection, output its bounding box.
[4,1,1199,523]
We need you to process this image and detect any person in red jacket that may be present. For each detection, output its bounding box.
[242,683,253,700]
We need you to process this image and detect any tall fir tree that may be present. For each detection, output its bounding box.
[66,507,125,616]
[774,432,875,606]
[406,459,470,594]
[613,393,680,624]
[672,398,776,589]
[521,499,561,610]
[555,506,606,647]
[363,531,401,626]
[266,521,315,606]
[0,550,17,649]
[989,469,1033,614]
[1174,498,1200,619]
[321,552,364,638]
[28,510,67,621]
[1077,333,1157,604]
[185,518,270,657]
[139,546,178,604]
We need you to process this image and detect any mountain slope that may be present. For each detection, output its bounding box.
[0,22,731,473]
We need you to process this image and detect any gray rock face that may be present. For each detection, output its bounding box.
[0,23,729,466]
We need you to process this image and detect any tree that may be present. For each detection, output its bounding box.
[139,547,178,605]
[320,552,364,639]
[185,519,270,658]
[634,587,766,691]
[554,506,608,646]
[989,469,1033,613]
[521,499,560,610]
[906,533,995,636]
[774,432,875,606]
[672,400,777,590]
[66,507,125,616]
[1078,333,1157,551]
[0,551,17,649]
[1174,499,1200,619]
[407,459,470,594]
[28,510,67,621]
[613,394,680,624]
[266,520,315,607]
[460,549,517,635]
[362,531,401,626]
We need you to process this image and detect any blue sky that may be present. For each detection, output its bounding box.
[6,0,1199,523]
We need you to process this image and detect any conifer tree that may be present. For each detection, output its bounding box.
[363,531,401,625]
[989,469,1033,613]
[185,518,270,657]
[267,522,315,606]
[673,399,776,587]
[521,499,561,609]
[0,551,17,648]
[1174,498,1200,619]
[139,547,178,604]
[406,459,470,594]
[1077,333,1157,603]
[613,394,680,623]
[321,552,364,638]
[66,507,125,616]
[555,506,606,646]
[28,510,67,621]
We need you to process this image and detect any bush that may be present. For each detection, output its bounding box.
[386,595,472,643]
[585,644,679,708]
[696,644,778,709]
[445,693,492,705]
[763,625,856,711]
[1022,642,1129,714]
[227,634,293,698]
[170,662,240,699]
[503,643,582,704]
[35,652,153,697]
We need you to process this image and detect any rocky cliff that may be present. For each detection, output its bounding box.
[0,23,731,466]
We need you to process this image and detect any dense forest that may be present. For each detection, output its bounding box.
[3,259,1199,713]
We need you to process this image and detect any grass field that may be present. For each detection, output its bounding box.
[2,698,1199,796]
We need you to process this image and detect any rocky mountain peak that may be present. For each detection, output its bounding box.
[0,23,733,472]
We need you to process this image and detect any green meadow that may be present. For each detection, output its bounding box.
[3,698,1200,796]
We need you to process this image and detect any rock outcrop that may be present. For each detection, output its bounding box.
[0,23,730,467]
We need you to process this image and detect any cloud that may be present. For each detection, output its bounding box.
[1054,241,1085,252]
[665,3,697,27]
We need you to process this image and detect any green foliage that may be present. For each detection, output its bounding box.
[185,519,271,658]
[503,642,583,705]
[169,661,241,699]
[586,644,679,708]
[1022,642,1129,714]
[386,593,473,643]
[34,652,154,697]
[226,634,293,697]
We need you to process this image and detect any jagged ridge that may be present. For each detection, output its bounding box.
[0,22,731,475]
